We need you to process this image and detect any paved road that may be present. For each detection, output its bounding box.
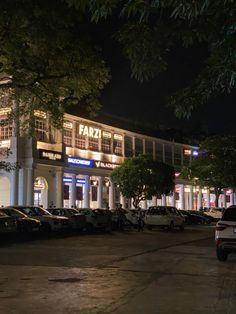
[0,225,235,314]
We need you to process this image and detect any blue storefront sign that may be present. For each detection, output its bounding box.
[67,156,93,167]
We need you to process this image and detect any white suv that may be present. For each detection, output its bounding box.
[215,206,236,261]
[144,206,185,230]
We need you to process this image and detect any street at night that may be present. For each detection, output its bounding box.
[0,226,235,314]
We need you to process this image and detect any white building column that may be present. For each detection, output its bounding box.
[152,196,157,206]
[109,180,115,209]
[69,174,77,208]
[171,192,176,207]
[233,192,236,206]
[141,199,147,209]
[206,188,210,208]
[97,176,103,208]
[230,190,235,206]
[83,175,90,208]
[161,194,166,206]
[120,193,126,209]
[18,168,27,206]
[55,169,63,208]
[26,168,34,206]
[10,168,19,206]
[189,186,193,210]
[197,187,202,210]
[179,185,185,210]
[222,189,227,208]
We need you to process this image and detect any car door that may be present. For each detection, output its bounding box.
[171,207,183,226]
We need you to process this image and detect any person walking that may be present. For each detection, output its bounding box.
[137,208,144,232]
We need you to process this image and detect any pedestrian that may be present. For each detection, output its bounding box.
[117,204,124,231]
[137,208,144,232]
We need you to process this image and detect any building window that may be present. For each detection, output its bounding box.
[88,137,99,151]
[64,128,72,146]
[102,137,111,153]
[135,138,143,156]
[156,143,163,162]
[174,146,182,166]
[125,136,133,157]
[114,139,122,155]
[145,140,153,158]
[0,119,12,140]
[164,144,173,165]
[75,135,86,149]
[35,119,47,142]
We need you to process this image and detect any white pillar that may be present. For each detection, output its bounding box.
[161,194,166,206]
[222,189,227,208]
[206,188,210,208]
[26,168,34,206]
[69,174,77,208]
[120,193,126,208]
[55,170,63,208]
[10,169,19,206]
[97,176,103,208]
[152,196,157,206]
[83,175,90,208]
[233,193,236,206]
[229,190,234,206]
[197,188,202,210]
[179,185,185,210]
[189,186,193,210]
[141,199,147,209]
[131,198,135,209]
[109,180,115,209]
[171,192,176,207]
[18,168,27,206]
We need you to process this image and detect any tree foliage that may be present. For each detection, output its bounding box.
[181,135,236,206]
[0,0,110,126]
[70,0,236,118]
[111,155,175,208]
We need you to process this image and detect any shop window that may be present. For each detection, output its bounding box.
[35,119,47,142]
[88,137,99,151]
[102,137,111,153]
[63,128,72,147]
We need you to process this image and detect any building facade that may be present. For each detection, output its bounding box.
[0,107,235,210]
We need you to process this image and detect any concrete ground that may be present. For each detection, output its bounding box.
[0,225,236,314]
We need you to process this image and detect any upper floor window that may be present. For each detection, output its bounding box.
[155,143,163,162]
[125,136,133,157]
[35,119,46,142]
[102,137,111,153]
[174,146,182,166]
[88,137,99,151]
[0,119,12,140]
[164,144,173,165]
[145,140,153,159]
[113,133,123,156]
[135,138,143,156]
[64,128,72,147]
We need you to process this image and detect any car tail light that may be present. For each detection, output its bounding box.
[215,224,227,231]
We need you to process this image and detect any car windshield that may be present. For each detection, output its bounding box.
[5,208,26,218]
[222,208,236,222]
[20,207,51,216]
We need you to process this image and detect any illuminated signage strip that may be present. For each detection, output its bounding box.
[114,134,123,141]
[79,124,101,139]
[34,110,46,119]
[94,160,120,170]
[0,107,11,116]
[38,149,63,162]
[63,121,73,129]
[68,157,93,167]
[63,177,86,184]
[102,131,111,138]
[0,140,10,148]
[183,149,192,156]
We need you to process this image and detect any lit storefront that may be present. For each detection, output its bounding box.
[1,106,236,210]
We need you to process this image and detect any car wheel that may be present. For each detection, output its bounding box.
[216,247,228,262]
[86,223,94,233]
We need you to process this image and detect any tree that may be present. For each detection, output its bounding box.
[181,135,236,207]
[72,0,236,118]
[0,0,110,127]
[111,155,175,208]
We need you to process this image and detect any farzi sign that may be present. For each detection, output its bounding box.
[79,124,101,139]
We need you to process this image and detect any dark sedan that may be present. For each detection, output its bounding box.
[0,211,17,233]
[1,207,41,233]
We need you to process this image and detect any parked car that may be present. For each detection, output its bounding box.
[205,208,222,221]
[215,206,236,261]
[78,208,111,232]
[179,210,207,225]
[7,206,70,232]
[145,206,185,230]
[191,211,213,224]
[1,207,41,233]
[0,211,17,233]
[48,208,86,231]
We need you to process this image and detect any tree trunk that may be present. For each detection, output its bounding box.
[214,187,221,208]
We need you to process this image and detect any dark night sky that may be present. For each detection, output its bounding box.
[92,22,236,137]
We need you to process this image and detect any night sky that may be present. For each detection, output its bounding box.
[92,22,236,137]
